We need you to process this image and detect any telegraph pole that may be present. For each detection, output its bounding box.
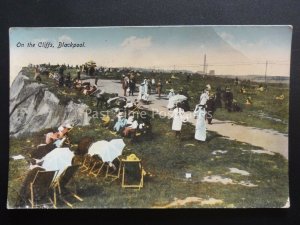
[203,54,206,75]
[264,60,268,87]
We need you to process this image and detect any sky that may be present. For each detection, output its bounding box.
[10,26,292,85]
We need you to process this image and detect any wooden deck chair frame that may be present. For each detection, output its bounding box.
[121,158,144,190]
[52,165,83,208]
[105,157,122,182]
[29,170,57,208]
[80,154,94,173]
[88,156,105,178]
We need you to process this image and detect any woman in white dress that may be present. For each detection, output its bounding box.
[199,89,209,106]
[194,104,206,142]
[171,104,185,138]
[144,79,148,94]
[138,83,145,101]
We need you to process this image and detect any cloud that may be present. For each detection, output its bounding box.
[121,36,152,50]
[58,35,73,43]
[218,32,234,42]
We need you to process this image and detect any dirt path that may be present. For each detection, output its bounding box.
[90,79,288,159]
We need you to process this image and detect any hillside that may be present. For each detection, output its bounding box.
[7,66,289,208]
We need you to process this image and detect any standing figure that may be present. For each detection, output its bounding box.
[65,72,71,88]
[157,79,162,97]
[143,79,149,95]
[76,67,81,80]
[151,78,156,88]
[206,95,216,125]
[224,87,234,112]
[129,79,136,96]
[122,75,129,96]
[186,74,191,82]
[215,87,222,108]
[171,104,185,138]
[168,89,175,99]
[138,82,145,101]
[94,68,99,85]
[194,104,206,142]
[58,65,65,87]
[89,66,95,76]
[199,89,209,106]
[34,65,41,82]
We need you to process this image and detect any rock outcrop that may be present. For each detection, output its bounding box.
[10,70,91,137]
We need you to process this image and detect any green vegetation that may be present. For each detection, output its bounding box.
[8,115,288,208]
[8,66,288,208]
[23,66,289,133]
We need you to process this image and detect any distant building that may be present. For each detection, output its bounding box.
[208,70,215,75]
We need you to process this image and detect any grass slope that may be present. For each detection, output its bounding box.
[7,66,289,208]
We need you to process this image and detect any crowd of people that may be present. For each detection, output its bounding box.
[169,81,246,142]
[36,64,251,146]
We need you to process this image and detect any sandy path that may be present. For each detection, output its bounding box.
[90,79,288,159]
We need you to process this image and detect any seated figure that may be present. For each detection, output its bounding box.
[113,112,127,132]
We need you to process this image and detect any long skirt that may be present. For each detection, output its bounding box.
[195,116,206,141]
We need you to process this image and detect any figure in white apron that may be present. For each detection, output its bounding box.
[199,89,209,106]
[171,104,185,138]
[194,104,206,142]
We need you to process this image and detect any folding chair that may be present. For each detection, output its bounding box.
[80,154,94,173]
[88,155,105,177]
[29,170,57,208]
[104,157,122,182]
[51,165,83,208]
[121,154,144,190]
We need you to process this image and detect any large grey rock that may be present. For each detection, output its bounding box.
[10,71,91,137]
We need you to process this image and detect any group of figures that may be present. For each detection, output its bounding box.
[121,75,163,100]
[169,83,243,142]
[170,85,213,142]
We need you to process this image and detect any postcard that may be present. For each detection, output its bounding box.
[8,26,291,208]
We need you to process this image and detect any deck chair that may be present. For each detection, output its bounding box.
[121,154,144,190]
[80,154,94,172]
[104,157,122,182]
[52,165,83,208]
[88,155,105,177]
[29,170,57,208]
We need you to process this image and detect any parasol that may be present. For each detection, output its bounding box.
[41,147,74,176]
[88,139,125,162]
[167,95,188,109]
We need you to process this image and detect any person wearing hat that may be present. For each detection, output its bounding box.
[171,103,185,139]
[129,78,136,96]
[45,123,72,145]
[123,114,139,138]
[215,86,222,108]
[113,111,128,132]
[168,89,175,99]
[206,84,211,91]
[151,78,156,86]
[156,79,162,97]
[122,75,129,96]
[138,82,145,101]
[206,94,216,125]
[199,89,209,106]
[143,79,149,95]
[194,104,207,142]
[224,87,234,112]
